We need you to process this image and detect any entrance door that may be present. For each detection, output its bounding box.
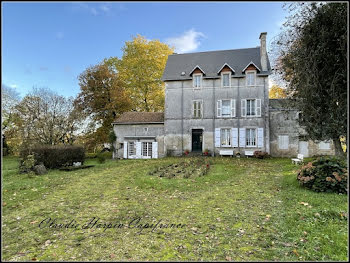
[192,129,203,152]
[299,141,309,157]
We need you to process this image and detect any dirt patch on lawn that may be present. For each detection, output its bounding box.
[148,158,211,179]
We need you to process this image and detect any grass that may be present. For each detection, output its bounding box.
[1,156,348,261]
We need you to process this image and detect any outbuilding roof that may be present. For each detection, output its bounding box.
[162,47,271,81]
[112,112,164,124]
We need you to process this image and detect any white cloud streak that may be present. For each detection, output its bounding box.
[165,29,205,53]
[74,3,112,16]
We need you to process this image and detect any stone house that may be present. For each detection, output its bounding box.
[112,32,335,159]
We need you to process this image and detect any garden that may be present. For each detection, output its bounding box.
[2,155,348,261]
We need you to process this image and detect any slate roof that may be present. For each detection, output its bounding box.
[112,112,164,124]
[162,47,271,81]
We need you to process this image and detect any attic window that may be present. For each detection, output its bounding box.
[222,72,231,87]
[246,71,256,86]
[193,74,202,88]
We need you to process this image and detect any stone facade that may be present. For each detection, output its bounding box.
[112,32,335,159]
[269,99,335,157]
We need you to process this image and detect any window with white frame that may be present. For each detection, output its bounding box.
[246,128,256,147]
[222,73,230,87]
[142,142,152,157]
[246,71,256,86]
[278,135,289,150]
[128,141,136,156]
[221,100,231,117]
[193,100,203,118]
[193,74,202,88]
[220,128,231,146]
[247,99,256,116]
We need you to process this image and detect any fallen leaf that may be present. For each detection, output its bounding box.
[30,221,38,224]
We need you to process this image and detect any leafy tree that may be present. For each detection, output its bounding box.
[14,87,82,149]
[269,85,287,99]
[75,61,131,145]
[271,3,347,157]
[113,35,174,112]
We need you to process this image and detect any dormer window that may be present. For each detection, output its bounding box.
[246,71,256,86]
[222,72,231,87]
[193,73,202,88]
[217,64,235,88]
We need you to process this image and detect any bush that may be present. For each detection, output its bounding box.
[86,153,97,159]
[19,154,36,174]
[97,152,112,163]
[20,145,85,169]
[297,156,348,194]
[253,151,269,159]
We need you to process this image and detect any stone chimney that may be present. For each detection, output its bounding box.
[259,32,268,71]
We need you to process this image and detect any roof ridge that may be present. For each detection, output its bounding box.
[170,46,260,56]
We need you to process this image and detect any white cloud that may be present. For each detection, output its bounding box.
[10,84,17,89]
[99,4,110,13]
[165,29,205,53]
[73,3,113,16]
[75,3,98,16]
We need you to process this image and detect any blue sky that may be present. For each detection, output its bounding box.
[2,1,288,98]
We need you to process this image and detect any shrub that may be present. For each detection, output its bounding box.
[253,151,269,159]
[86,153,97,159]
[20,145,85,169]
[97,152,112,163]
[19,154,36,174]
[297,156,348,194]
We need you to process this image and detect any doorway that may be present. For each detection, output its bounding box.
[192,129,203,152]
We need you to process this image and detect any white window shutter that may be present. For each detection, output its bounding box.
[241,99,246,117]
[231,128,238,147]
[239,128,246,147]
[135,142,142,158]
[152,142,158,158]
[256,99,261,117]
[201,101,203,118]
[192,101,196,117]
[217,100,222,117]
[231,99,236,117]
[123,141,128,159]
[257,128,264,147]
[215,128,221,147]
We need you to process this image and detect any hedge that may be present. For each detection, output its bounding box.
[20,145,85,169]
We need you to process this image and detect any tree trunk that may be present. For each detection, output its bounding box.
[333,137,346,157]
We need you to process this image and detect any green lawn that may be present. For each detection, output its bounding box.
[1,156,348,261]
